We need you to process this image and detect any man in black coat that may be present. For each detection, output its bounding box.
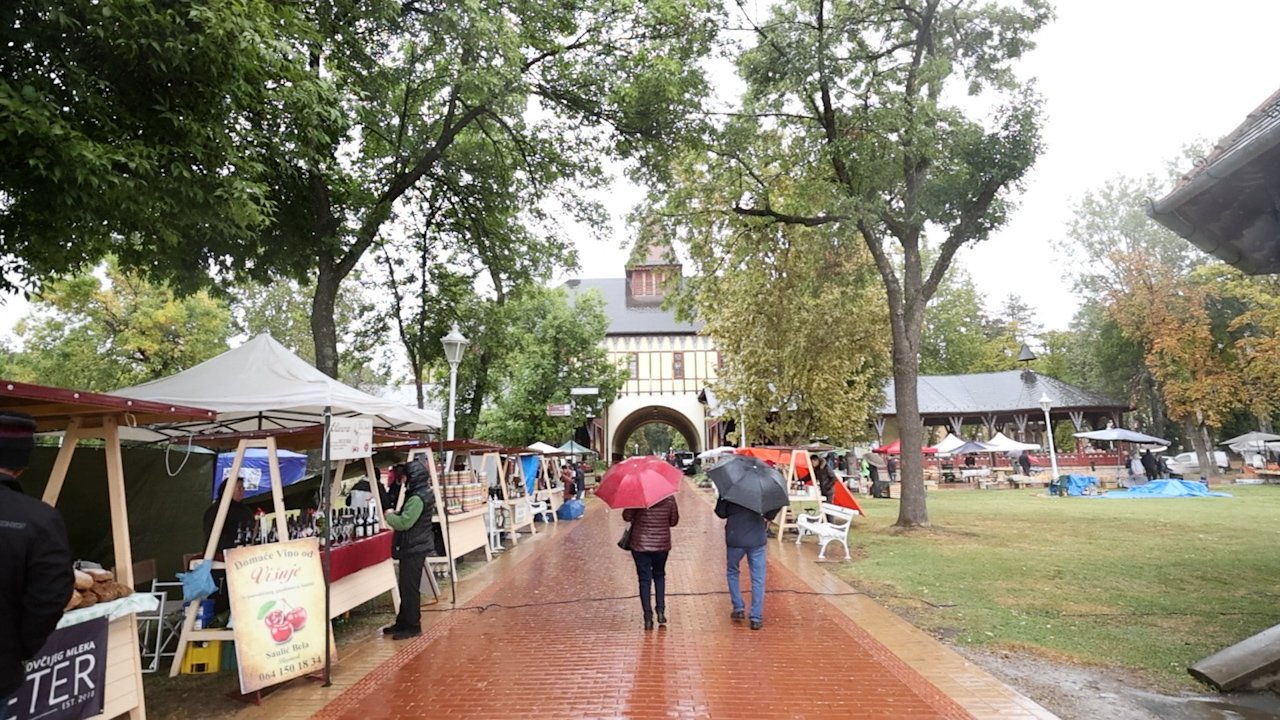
[0,412,74,711]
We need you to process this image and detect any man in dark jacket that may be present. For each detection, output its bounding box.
[714,498,779,631]
[1140,449,1160,480]
[383,459,437,640]
[0,412,74,710]
[812,456,836,502]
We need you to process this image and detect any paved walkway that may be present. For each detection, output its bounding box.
[237,481,1057,719]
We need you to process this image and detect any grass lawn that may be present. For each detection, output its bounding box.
[834,484,1280,689]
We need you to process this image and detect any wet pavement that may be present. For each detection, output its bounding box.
[287,481,1055,720]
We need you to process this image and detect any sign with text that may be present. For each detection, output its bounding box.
[329,418,373,460]
[9,617,107,720]
[545,404,571,417]
[226,538,326,694]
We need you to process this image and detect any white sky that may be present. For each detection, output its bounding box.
[3,1,1278,339]
[565,0,1280,332]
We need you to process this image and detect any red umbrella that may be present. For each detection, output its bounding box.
[596,456,683,509]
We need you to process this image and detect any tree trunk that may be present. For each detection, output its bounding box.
[1182,415,1215,482]
[311,262,341,379]
[892,318,929,527]
[460,346,493,440]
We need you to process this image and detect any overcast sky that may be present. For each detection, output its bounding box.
[4,2,1279,340]
[566,0,1280,332]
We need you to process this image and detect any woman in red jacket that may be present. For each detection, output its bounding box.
[622,495,679,630]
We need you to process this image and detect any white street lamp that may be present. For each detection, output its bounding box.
[1038,393,1059,483]
[442,324,469,443]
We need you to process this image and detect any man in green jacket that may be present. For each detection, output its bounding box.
[382,459,437,640]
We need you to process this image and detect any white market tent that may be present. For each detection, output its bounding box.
[983,432,1040,452]
[558,440,596,456]
[527,441,559,454]
[932,433,966,454]
[112,333,440,439]
[1076,428,1169,445]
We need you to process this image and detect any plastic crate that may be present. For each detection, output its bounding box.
[180,641,221,674]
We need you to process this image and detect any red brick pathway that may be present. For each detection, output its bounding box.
[312,483,975,719]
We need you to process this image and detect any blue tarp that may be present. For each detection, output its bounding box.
[520,455,541,495]
[1099,479,1232,499]
[213,448,308,499]
[1062,474,1097,496]
[557,498,585,520]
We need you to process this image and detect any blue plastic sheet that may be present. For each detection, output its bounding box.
[557,498,585,520]
[1099,479,1232,499]
[520,455,541,495]
[213,448,308,499]
[1062,474,1097,496]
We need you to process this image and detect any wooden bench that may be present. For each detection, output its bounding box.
[794,502,859,560]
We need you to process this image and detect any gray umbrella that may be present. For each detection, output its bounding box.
[707,455,790,515]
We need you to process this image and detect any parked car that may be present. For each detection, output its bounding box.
[672,450,698,476]
[1164,451,1229,477]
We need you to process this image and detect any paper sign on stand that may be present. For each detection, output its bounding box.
[329,418,373,460]
[226,538,327,694]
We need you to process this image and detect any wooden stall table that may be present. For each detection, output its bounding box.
[1,379,217,720]
[326,532,396,616]
[493,449,539,546]
[406,441,496,583]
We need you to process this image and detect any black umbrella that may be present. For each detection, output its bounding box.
[708,455,790,515]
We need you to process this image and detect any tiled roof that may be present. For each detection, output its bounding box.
[880,370,1126,416]
[1171,88,1280,193]
[564,278,702,335]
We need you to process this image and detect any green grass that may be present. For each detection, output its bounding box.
[835,484,1280,689]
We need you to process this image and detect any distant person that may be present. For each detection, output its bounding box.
[383,459,437,640]
[622,495,679,630]
[715,497,780,631]
[1,412,74,712]
[886,456,898,483]
[812,456,836,502]
[1017,451,1032,476]
[964,453,976,468]
[202,474,256,615]
[574,462,586,500]
[1128,453,1146,486]
[1140,449,1159,479]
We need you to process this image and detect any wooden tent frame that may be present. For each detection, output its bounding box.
[405,445,492,585]
[1,379,217,720]
[492,450,537,545]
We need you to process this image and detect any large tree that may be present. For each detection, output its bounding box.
[475,286,626,447]
[256,0,719,377]
[658,0,1050,526]
[0,0,327,294]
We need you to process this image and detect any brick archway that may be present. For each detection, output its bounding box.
[611,404,703,459]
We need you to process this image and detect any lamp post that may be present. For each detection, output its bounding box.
[441,324,469,444]
[1038,393,1059,483]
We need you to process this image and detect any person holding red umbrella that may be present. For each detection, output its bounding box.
[597,457,682,631]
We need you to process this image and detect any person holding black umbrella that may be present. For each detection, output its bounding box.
[708,455,789,631]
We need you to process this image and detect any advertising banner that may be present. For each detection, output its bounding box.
[329,418,373,460]
[226,538,327,694]
[9,617,108,720]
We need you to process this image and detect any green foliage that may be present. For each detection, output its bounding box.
[475,287,626,446]
[0,0,331,294]
[626,423,688,456]
[1,260,230,390]
[920,271,990,375]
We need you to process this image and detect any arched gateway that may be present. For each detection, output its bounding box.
[565,240,724,461]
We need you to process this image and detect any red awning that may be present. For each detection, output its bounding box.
[872,439,937,455]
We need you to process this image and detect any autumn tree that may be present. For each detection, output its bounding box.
[0,260,230,390]
[654,0,1050,526]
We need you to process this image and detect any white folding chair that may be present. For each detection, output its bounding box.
[139,579,186,673]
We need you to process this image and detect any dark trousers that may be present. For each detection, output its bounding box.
[631,550,669,620]
[396,553,426,631]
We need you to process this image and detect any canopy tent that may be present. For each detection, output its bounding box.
[557,440,596,456]
[982,432,1040,452]
[527,441,559,454]
[873,438,938,454]
[1220,431,1280,452]
[735,446,811,478]
[949,440,993,455]
[931,433,966,455]
[112,334,440,441]
[213,447,308,499]
[1075,428,1169,445]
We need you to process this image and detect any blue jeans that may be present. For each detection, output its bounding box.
[726,544,767,622]
[632,550,669,620]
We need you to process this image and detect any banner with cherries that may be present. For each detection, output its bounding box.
[225,538,326,694]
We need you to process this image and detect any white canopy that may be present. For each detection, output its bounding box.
[113,334,440,440]
[527,441,559,454]
[932,433,966,454]
[1220,431,1280,453]
[983,432,1040,452]
[1075,428,1169,445]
